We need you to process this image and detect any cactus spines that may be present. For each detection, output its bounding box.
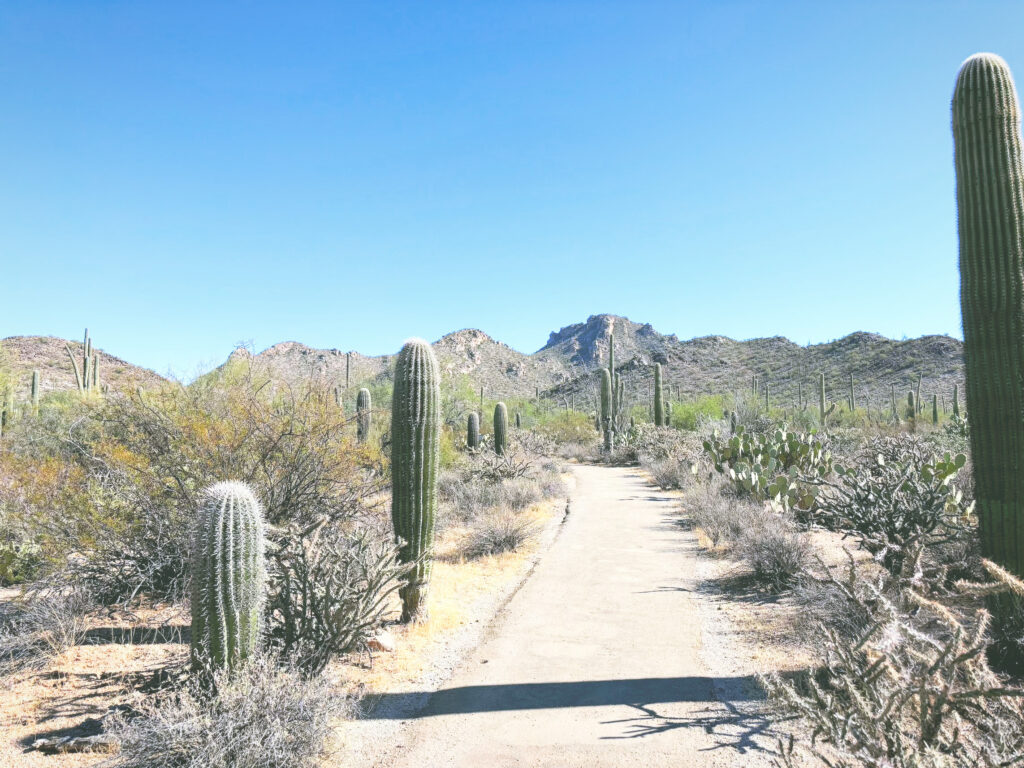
[190,481,266,672]
[953,384,961,419]
[31,370,39,414]
[653,363,665,427]
[514,410,522,429]
[356,387,372,443]
[954,52,1024,604]
[493,402,508,456]
[467,411,480,449]
[907,391,916,420]
[391,339,441,623]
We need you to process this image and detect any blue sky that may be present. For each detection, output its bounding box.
[2,1,1022,378]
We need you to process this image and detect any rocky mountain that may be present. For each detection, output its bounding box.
[2,315,965,417]
[1,335,166,398]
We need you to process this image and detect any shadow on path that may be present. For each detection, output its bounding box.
[363,675,761,719]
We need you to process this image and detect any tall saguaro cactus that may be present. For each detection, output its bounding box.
[190,481,266,672]
[467,411,480,449]
[954,53,1024,616]
[653,363,665,426]
[818,373,826,424]
[31,370,39,415]
[356,387,372,443]
[493,402,509,456]
[600,368,613,451]
[391,339,441,622]
[953,383,961,419]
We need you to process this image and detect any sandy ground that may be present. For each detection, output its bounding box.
[0,486,572,768]
[343,465,783,767]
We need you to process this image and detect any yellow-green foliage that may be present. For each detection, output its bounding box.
[533,410,596,444]
[670,395,726,430]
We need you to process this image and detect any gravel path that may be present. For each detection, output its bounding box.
[353,464,776,767]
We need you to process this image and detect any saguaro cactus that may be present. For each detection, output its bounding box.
[818,373,826,424]
[391,339,441,622]
[190,481,266,672]
[600,368,613,451]
[953,383,961,419]
[31,370,39,414]
[493,402,508,456]
[653,363,665,426]
[467,411,480,449]
[954,53,1024,634]
[932,393,939,424]
[356,388,372,443]
[849,373,856,411]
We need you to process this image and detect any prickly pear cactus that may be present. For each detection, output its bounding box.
[391,339,441,622]
[494,402,508,456]
[190,481,266,672]
[356,387,372,443]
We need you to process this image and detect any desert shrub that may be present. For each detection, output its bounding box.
[265,524,409,677]
[813,435,971,575]
[0,585,93,676]
[736,514,810,592]
[764,560,1024,768]
[686,478,760,548]
[18,358,385,606]
[463,510,540,558]
[668,394,727,431]
[533,411,596,446]
[110,654,349,768]
[643,455,694,490]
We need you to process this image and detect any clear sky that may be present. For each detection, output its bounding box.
[2,1,1022,378]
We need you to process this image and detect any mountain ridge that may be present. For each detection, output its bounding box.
[3,314,965,413]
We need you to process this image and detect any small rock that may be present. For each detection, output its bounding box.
[367,630,396,653]
[32,734,118,754]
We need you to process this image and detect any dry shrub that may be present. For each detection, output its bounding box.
[765,557,1024,768]
[266,524,409,676]
[736,516,810,592]
[463,510,540,559]
[0,585,92,676]
[110,654,350,768]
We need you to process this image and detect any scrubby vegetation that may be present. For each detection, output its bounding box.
[0,339,570,763]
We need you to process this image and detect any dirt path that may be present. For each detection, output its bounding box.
[352,464,776,767]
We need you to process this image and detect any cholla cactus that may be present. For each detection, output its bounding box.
[191,481,266,672]
[467,411,480,449]
[356,387,371,443]
[391,339,441,622]
[493,402,508,456]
